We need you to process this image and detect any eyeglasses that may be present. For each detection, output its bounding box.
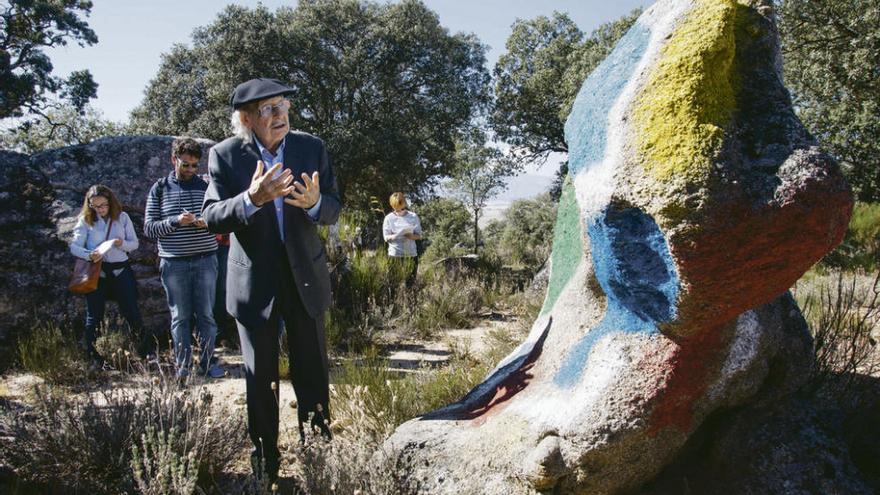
[89,202,109,210]
[257,99,291,118]
[176,158,199,169]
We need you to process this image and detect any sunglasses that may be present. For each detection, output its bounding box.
[89,202,109,209]
[176,158,199,169]
[257,99,291,118]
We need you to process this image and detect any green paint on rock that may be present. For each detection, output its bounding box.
[541,176,583,316]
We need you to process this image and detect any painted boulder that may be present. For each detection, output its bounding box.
[381,0,853,493]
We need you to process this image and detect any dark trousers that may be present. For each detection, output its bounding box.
[236,253,331,476]
[213,243,236,344]
[84,263,151,358]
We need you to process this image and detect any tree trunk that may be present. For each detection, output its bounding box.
[473,209,481,254]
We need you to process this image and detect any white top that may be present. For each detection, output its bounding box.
[70,211,139,264]
[383,210,422,257]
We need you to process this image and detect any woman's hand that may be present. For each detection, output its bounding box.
[113,238,123,247]
[89,251,103,262]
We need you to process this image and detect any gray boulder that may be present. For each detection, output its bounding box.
[0,136,214,363]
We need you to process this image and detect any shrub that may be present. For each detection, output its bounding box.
[15,322,86,385]
[291,315,528,494]
[823,202,880,270]
[486,193,556,274]
[131,425,200,495]
[404,270,479,338]
[412,197,471,261]
[95,330,138,371]
[0,370,248,494]
[794,270,879,404]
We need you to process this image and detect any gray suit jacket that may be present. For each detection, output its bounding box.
[202,131,342,330]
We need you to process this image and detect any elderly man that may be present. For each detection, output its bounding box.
[202,78,341,481]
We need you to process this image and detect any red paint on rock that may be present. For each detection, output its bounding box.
[670,175,852,337]
[646,323,730,436]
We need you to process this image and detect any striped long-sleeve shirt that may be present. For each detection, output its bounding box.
[144,172,217,257]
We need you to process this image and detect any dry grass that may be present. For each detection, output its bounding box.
[794,269,880,404]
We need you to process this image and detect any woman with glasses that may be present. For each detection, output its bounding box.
[70,184,143,369]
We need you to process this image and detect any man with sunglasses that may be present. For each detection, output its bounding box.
[144,136,225,380]
[203,78,341,483]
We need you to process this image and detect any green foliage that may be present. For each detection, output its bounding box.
[824,202,880,270]
[15,322,85,385]
[0,0,98,119]
[331,351,489,442]
[0,103,124,153]
[778,0,880,202]
[412,197,470,260]
[129,0,490,205]
[485,193,557,273]
[448,135,519,253]
[491,9,641,165]
[131,425,199,495]
[405,269,479,338]
[326,249,411,350]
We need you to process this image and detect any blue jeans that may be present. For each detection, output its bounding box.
[159,253,218,375]
[84,263,144,358]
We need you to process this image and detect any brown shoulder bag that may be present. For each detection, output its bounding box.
[68,217,114,294]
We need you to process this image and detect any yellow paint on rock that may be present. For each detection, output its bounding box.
[632,0,738,183]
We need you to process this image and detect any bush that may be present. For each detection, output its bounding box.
[328,249,411,350]
[131,425,200,495]
[95,330,138,371]
[0,371,248,494]
[794,270,880,404]
[15,322,86,385]
[412,197,471,261]
[824,202,880,270]
[484,193,556,274]
[404,270,479,338]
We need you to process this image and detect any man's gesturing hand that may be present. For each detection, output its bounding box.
[248,160,294,207]
[285,171,321,209]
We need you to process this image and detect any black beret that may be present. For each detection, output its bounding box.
[229,78,294,109]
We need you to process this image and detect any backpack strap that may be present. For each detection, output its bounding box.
[155,177,168,212]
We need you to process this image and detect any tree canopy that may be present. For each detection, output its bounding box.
[778,0,880,202]
[0,0,98,120]
[491,9,640,166]
[130,0,491,206]
[0,102,123,153]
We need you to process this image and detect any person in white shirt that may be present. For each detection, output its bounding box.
[69,184,148,369]
[383,192,423,286]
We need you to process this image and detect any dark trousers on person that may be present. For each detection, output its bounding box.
[213,243,237,344]
[84,262,152,359]
[236,250,331,479]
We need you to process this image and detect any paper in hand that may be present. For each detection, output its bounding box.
[96,240,116,256]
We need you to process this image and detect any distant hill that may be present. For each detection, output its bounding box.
[480,173,555,225]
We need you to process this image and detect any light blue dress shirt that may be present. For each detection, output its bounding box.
[242,134,322,241]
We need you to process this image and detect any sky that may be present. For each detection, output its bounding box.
[46,0,651,177]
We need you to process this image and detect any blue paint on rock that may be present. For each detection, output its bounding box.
[565,21,650,175]
[554,206,679,388]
